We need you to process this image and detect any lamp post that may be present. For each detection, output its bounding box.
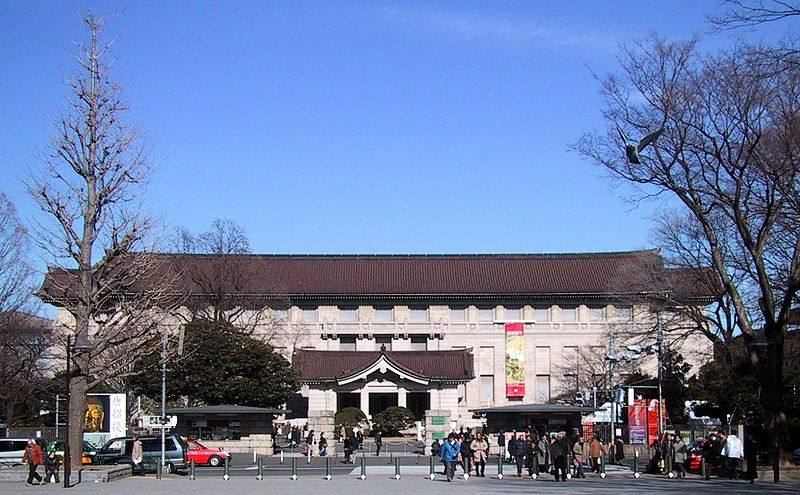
[64,333,93,488]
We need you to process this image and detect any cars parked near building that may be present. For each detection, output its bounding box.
[185,439,231,467]
[0,438,29,466]
[93,435,188,473]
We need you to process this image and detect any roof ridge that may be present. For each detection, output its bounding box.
[149,249,660,259]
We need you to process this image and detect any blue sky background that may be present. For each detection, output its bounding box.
[0,1,787,259]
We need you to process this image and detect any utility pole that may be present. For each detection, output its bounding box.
[161,325,167,476]
[657,313,664,437]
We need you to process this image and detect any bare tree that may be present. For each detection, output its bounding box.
[577,37,800,476]
[551,345,641,405]
[0,194,35,317]
[29,14,176,471]
[709,0,800,30]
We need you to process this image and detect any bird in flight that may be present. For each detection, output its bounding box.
[617,126,663,164]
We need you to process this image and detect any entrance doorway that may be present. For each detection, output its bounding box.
[369,393,397,416]
[337,392,360,412]
[407,392,430,420]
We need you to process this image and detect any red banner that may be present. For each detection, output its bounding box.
[505,323,525,397]
[628,398,665,444]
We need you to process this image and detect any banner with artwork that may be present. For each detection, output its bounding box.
[505,322,525,397]
[83,393,126,447]
[628,398,665,445]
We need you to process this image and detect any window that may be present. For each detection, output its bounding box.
[273,309,288,322]
[457,383,467,403]
[410,335,427,351]
[535,375,551,402]
[480,375,495,403]
[338,307,358,322]
[340,335,356,351]
[589,307,605,322]
[532,307,549,322]
[374,307,393,322]
[449,307,467,322]
[409,307,428,322]
[505,306,522,321]
[612,306,633,321]
[563,374,578,393]
[478,307,494,323]
[561,307,577,322]
[375,335,392,351]
[300,308,317,322]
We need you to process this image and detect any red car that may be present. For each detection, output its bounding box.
[185,439,231,467]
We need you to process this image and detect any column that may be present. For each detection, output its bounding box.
[398,388,407,408]
[360,389,369,418]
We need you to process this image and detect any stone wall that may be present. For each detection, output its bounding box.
[307,410,335,455]
[203,434,273,455]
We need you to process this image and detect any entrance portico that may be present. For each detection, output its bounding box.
[293,348,473,420]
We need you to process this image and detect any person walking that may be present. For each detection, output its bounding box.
[507,430,517,464]
[572,436,587,478]
[673,434,687,478]
[460,432,473,474]
[535,433,551,475]
[131,436,145,476]
[305,429,316,457]
[497,430,506,461]
[723,433,744,479]
[614,436,625,464]
[552,432,569,482]
[374,427,383,457]
[22,439,44,486]
[470,432,489,477]
[44,450,60,484]
[431,439,441,457]
[441,433,461,482]
[512,432,527,477]
[588,434,604,474]
[339,424,346,441]
[318,433,328,457]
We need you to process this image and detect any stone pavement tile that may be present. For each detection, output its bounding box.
[1,475,798,495]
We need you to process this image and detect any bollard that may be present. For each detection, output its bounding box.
[701,457,708,480]
[280,450,284,464]
[394,457,401,480]
[307,448,312,464]
[156,461,162,480]
[257,458,263,480]
[291,458,298,480]
[189,459,195,480]
[223,456,230,481]
[325,457,332,480]
[600,455,606,479]
[566,449,572,480]
[429,456,436,480]
[360,456,366,480]
[633,450,640,479]
[388,452,393,465]
[497,454,504,479]
[416,453,420,465]
[532,452,538,479]
[668,454,675,478]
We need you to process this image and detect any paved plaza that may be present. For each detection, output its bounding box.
[1,474,797,495]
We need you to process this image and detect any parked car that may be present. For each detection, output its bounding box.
[46,439,97,465]
[0,438,29,466]
[94,435,188,474]
[685,439,705,471]
[792,447,800,466]
[185,439,231,467]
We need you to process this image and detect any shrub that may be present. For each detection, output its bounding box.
[335,407,367,435]
[371,406,416,436]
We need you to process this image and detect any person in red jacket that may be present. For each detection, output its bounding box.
[22,439,44,485]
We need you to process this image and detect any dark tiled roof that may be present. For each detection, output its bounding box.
[292,349,474,382]
[471,404,599,414]
[39,250,717,302]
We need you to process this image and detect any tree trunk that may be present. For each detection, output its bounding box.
[759,323,790,482]
[68,353,89,472]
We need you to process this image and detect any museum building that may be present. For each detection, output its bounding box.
[41,249,716,428]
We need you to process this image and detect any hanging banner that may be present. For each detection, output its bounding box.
[628,398,666,445]
[505,322,525,397]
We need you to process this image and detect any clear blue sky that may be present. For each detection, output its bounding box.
[0,1,785,257]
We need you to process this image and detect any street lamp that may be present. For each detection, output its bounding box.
[64,332,93,488]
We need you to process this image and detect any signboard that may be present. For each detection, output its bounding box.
[142,415,178,428]
[83,393,126,447]
[505,323,525,397]
[431,416,446,426]
[628,398,665,445]
[432,431,445,439]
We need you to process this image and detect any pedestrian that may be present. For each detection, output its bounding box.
[572,436,587,478]
[339,424,346,441]
[673,434,687,479]
[524,433,538,477]
[306,429,316,457]
[460,432,473,474]
[374,426,383,456]
[441,433,461,482]
[507,430,517,463]
[44,450,60,484]
[355,426,364,449]
[552,431,569,482]
[22,439,44,486]
[589,434,603,474]
[318,433,328,457]
[131,435,145,476]
[744,434,758,484]
[431,438,441,458]
[291,425,301,448]
[614,436,625,464]
[497,430,506,460]
[343,435,353,464]
[512,432,527,477]
[470,432,489,477]
[723,433,743,479]
[535,433,551,475]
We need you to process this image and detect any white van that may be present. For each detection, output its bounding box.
[0,438,29,465]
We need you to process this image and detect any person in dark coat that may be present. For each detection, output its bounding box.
[745,435,758,484]
[431,439,441,457]
[507,430,517,464]
[460,432,473,474]
[498,430,506,460]
[552,431,570,482]
[374,426,383,456]
[343,435,353,463]
[512,433,528,477]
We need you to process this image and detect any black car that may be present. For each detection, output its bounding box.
[94,435,188,473]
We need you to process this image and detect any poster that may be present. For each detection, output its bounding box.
[505,323,525,397]
[83,393,126,448]
[628,398,665,445]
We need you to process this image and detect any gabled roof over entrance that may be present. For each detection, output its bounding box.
[293,349,474,385]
